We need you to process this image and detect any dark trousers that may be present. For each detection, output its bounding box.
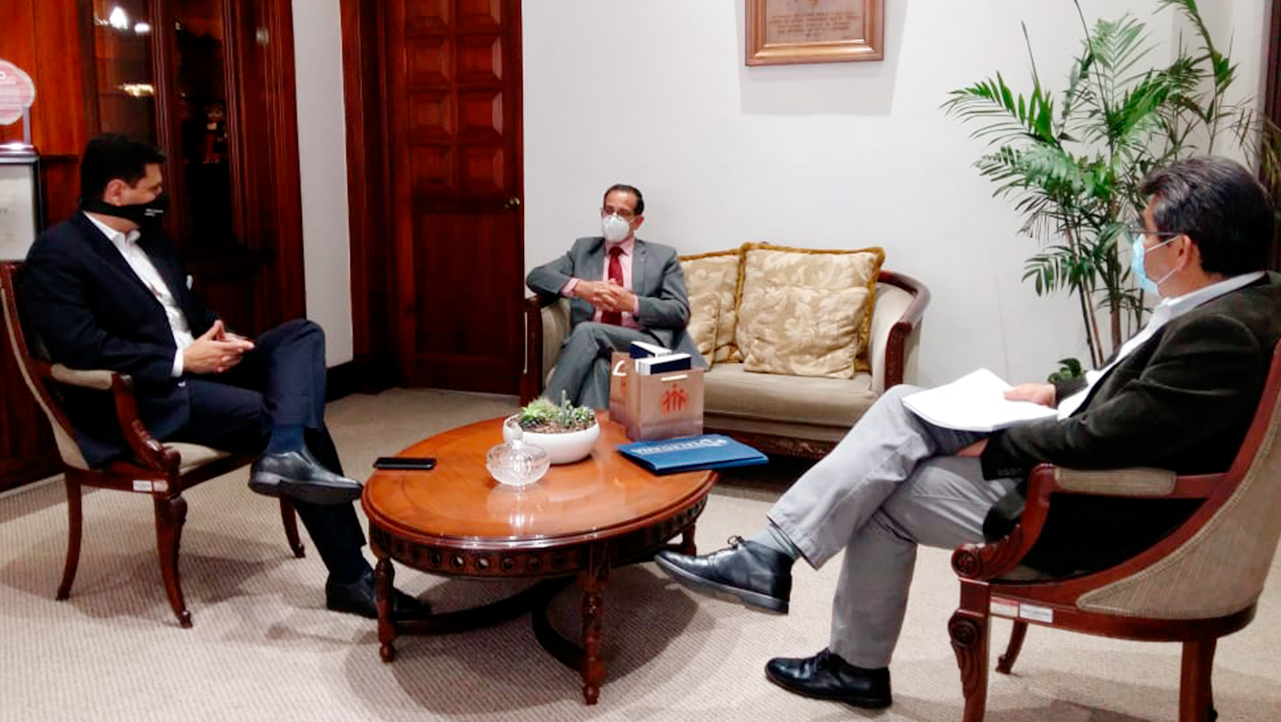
[167,319,369,583]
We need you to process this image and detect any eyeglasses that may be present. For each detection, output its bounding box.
[1127,221,1180,238]
[600,206,637,220]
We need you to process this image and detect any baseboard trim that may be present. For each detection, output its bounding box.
[326,361,360,401]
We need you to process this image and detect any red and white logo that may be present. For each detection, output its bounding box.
[661,387,688,414]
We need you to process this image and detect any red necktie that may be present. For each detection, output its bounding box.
[601,246,624,326]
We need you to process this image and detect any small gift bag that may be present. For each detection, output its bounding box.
[622,365,704,441]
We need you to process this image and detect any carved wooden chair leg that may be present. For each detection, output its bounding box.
[279,500,305,557]
[996,620,1028,674]
[949,606,991,722]
[154,493,192,628]
[1179,638,1218,722]
[57,473,84,601]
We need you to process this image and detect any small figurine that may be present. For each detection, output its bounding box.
[202,101,226,164]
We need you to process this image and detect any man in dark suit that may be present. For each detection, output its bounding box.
[526,183,703,408]
[654,157,1281,710]
[22,134,424,619]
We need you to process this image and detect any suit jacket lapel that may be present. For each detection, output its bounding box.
[574,238,606,325]
[632,239,648,295]
[137,233,185,303]
[73,213,157,303]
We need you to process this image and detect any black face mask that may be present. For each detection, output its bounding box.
[82,194,170,228]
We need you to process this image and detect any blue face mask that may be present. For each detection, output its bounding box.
[1130,232,1178,295]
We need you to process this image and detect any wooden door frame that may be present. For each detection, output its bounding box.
[340,0,527,393]
[339,0,398,392]
[235,0,308,329]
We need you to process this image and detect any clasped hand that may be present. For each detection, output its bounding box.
[183,320,254,374]
[576,279,636,315]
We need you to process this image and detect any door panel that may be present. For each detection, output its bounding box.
[388,0,523,392]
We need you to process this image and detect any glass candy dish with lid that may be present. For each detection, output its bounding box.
[486,424,551,487]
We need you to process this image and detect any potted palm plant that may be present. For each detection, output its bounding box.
[944,0,1280,368]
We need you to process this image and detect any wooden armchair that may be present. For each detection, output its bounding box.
[948,340,1281,722]
[1,261,304,628]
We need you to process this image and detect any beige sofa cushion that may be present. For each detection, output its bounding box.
[703,363,878,427]
[734,244,885,378]
[684,291,720,361]
[680,249,743,364]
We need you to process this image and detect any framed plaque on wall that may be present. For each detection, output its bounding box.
[0,146,39,260]
[746,0,884,66]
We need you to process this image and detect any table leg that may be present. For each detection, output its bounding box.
[579,567,607,705]
[376,557,397,663]
[680,524,697,555]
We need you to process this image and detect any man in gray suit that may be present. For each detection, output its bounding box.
[654,157,1281,710]
[526,184,703,408]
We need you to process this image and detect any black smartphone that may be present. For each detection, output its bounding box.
[373,456,437,470]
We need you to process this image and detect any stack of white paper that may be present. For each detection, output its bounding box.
[903,368,1058,432]
[636,353,692,375]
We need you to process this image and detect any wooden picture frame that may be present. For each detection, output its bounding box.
[0,146,40,261]
[746,0,884,66]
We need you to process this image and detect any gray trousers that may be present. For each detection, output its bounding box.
[768,385,1019,668]
[545,322,660,409]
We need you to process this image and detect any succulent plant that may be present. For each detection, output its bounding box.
[518,393,596,433]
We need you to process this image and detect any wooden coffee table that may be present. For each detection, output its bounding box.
[362,413,716,704]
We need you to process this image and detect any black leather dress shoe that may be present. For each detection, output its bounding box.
[765,649,891,709]
[325,569,431,621]
[249,448,362,505]
[654,536,792,613]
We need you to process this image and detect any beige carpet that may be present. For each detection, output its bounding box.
[2,388,1280,722]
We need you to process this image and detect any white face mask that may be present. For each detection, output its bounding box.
[1130,232,1179,296]
[601,214,631,243]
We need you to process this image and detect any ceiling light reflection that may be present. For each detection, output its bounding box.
[108,7,129,30]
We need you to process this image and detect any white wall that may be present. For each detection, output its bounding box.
[292,0,353,367]
[522,0,1271,386]
[283,0,1270,377]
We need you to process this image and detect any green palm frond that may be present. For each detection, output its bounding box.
[943,72,1059,146]
[947,0,1277,365]
[1086,15,1150,84]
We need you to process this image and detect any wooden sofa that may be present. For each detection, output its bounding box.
[521,244,929,458]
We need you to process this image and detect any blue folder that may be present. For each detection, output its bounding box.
[617,434,768,474]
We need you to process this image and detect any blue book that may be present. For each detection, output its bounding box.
[617,434,768,474]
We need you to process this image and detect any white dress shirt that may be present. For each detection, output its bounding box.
[85,213,194,377]
[1057,270,1268,418]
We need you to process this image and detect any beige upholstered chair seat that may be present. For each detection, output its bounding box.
[169,444,234,475]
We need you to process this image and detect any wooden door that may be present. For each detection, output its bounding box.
[384,0,525,393]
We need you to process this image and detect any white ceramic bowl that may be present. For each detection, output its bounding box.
[502,414,599,465]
